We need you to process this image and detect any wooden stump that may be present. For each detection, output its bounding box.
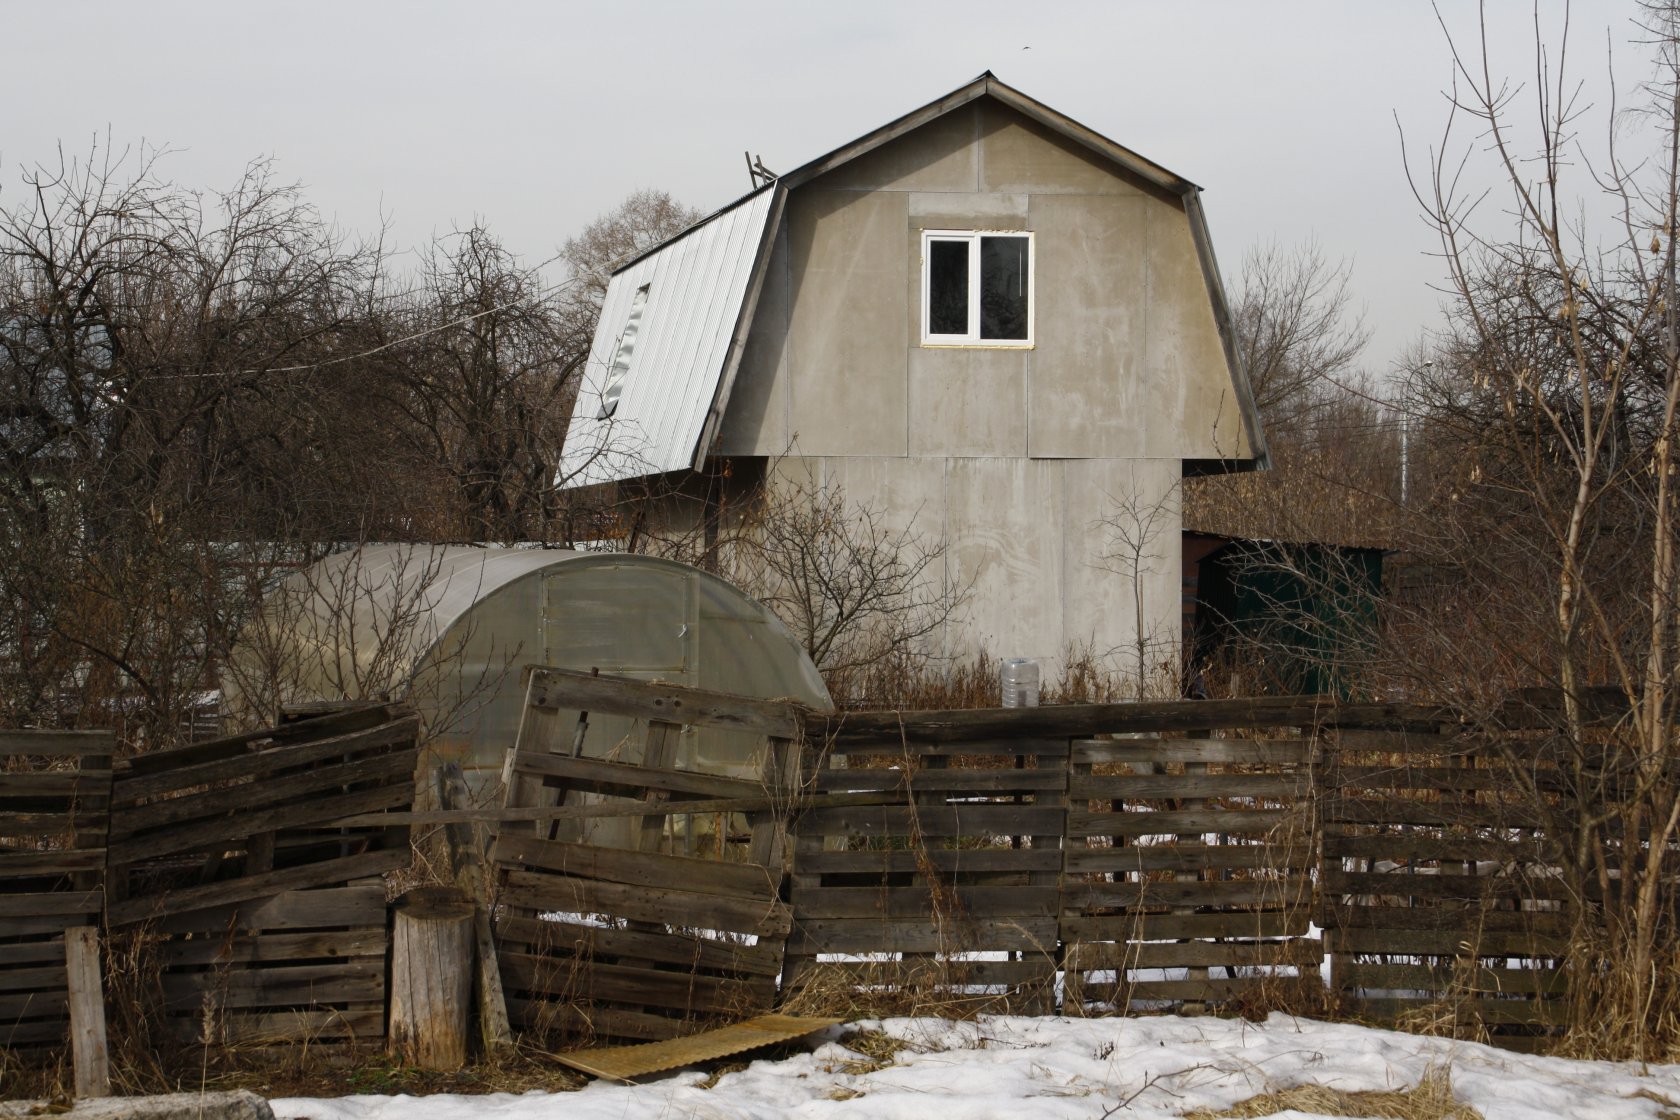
[389,887,474,1070]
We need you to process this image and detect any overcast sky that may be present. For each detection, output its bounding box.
[0,1,1656,381]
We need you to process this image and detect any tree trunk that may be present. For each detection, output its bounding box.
[389,887,474,1070]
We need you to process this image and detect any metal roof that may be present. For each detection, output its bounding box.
[558,185,783,488]
[556,72,1267,489]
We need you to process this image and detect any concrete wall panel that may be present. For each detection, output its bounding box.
[1027,193,1148,458]
[786,189,910,456]
[815,103,979,193]
[979,101,1148,197]
[715,222,790,456]
[908,347,1028,458]
[945,458,1065,662]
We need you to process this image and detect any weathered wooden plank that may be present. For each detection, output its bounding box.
[1059,910,1308,942]
[1326,926,1569,956]
[495,916,784,976]
[792,885,1060,920]
[795,804,1064,838]
[0,731,114,759]
[110,748,417,836]
[1335,961,1566,996]
[169,1006,386,1043]
[1063,877,1311,911]
[494,835,779,901]
[108,849,407,927]
[147,885,386,935]
[1322,903,1572,934]
[162,960,385,1000]
[1100,977,1283,1002]
[500,870,791,939]
[1067,807,1301,838]
[0,914,102,938]
[784,917,1059,955]
[157,930,387,968]
[1350,995,1569,1026]
[108,780,412,865]
[785,959,1053,988]
[0,772,112,799]
[1071,737,1316,766]
[1065,938,1322,971]
[527,666,805,738]
[1320,798,1548,828]
[1322,869,1568,903]
[509,751,762,802]
[499,952,768,1014]
[823,738,1072,760]
[1066,843,1315,874]
[1331,765,1561,792]
[809,768,1065,793]
[3,890,104,919]
[120,703,409,776]
[0,1017,72,1045]
[1070,773,1309,800]
[793,848,1062,876]
[112,718,419,803]
[812,696,1359,743]
[1322,834,1553,863]
[504,997,688,1042]
[0,940,69,967]
[0,849,109,877]
[0,964,70,991]
[0,988,69,1020]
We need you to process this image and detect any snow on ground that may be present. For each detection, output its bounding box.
[271,1013,1680,1120]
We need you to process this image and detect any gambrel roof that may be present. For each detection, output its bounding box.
[558,71,1267,488]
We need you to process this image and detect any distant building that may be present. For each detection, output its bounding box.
[560,73,1267,679]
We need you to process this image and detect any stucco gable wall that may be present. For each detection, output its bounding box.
[712,98,1253,463]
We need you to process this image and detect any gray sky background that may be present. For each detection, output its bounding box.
[0,1,1657,381]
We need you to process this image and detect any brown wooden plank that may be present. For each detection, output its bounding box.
[110,748,417,836]
[1066,843,1314,874]
[1323,797,1545,828]
[0,964,70,991]
[108,849,407,927]
[509,752,762,802]
[121,703,409,776]
[494,835,779,901]
[0,772,112,798]
[113,719,419,803]
[791,885,1060,920]
[0,940,69,967]
[495,916,784,977]
[504,997,689,1042]
[0,989,69,1019]
[1108,977,1282,1002]
[3,890,104,918]
[1059,910,1308,942]
[1070,773,1309,800]
[0,731,114,759]
[1064,877,1311,911]
[812,696,1360,743]
[1065,939,1322,971]
[171,1006,386,1043]
[793,848,1062,875]
[158,930,387,967]
[795,804,1064,838]
[1322,903,1572,934]
[499,952,767,1015]
[1071,737,1316,766]
[786,959,1053,988]
[0,1017,71,1046]
[0,849,108,876]
[784,916,1059,955]
[1327,927,1569,956]
[1350,995,1568,1026]
[1335,961,1565,996]
[1322,834,1552,862]
[162,960,384,999]
[499,870,791,939]
[148,885,387,935]
[809,768,1065,793]
[527,667,804,738]
[1323,869,1568,903]
[1067,807,1301,838]
[108,781,412,865]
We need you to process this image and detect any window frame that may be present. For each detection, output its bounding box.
[919,229,1035,348]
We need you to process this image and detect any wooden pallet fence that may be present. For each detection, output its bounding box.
[492,669,800,1045]
[104,704,417,1045]
[783,723,1068,1015]
[1060,730,1320,1013]
[1319,725,1574,1045]
[0,730,114,1049]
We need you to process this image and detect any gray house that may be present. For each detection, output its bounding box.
[559,73,1267,683]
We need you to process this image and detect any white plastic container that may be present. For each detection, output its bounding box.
[1000,658,1041,708]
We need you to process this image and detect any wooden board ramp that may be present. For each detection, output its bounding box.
[103,704,417,1046]
[0,729,114,1050]
[551,1012,841,1082]
[492,669,803,1047]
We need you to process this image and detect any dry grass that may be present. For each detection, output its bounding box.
[1184,1068,1481,1120]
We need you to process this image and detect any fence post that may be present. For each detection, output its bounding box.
[65,925,109,1099]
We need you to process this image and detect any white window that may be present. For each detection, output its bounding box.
[597,283,649,419]
[921,230,1033,345]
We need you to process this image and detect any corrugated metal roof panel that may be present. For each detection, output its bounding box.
[558,185,779,488]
